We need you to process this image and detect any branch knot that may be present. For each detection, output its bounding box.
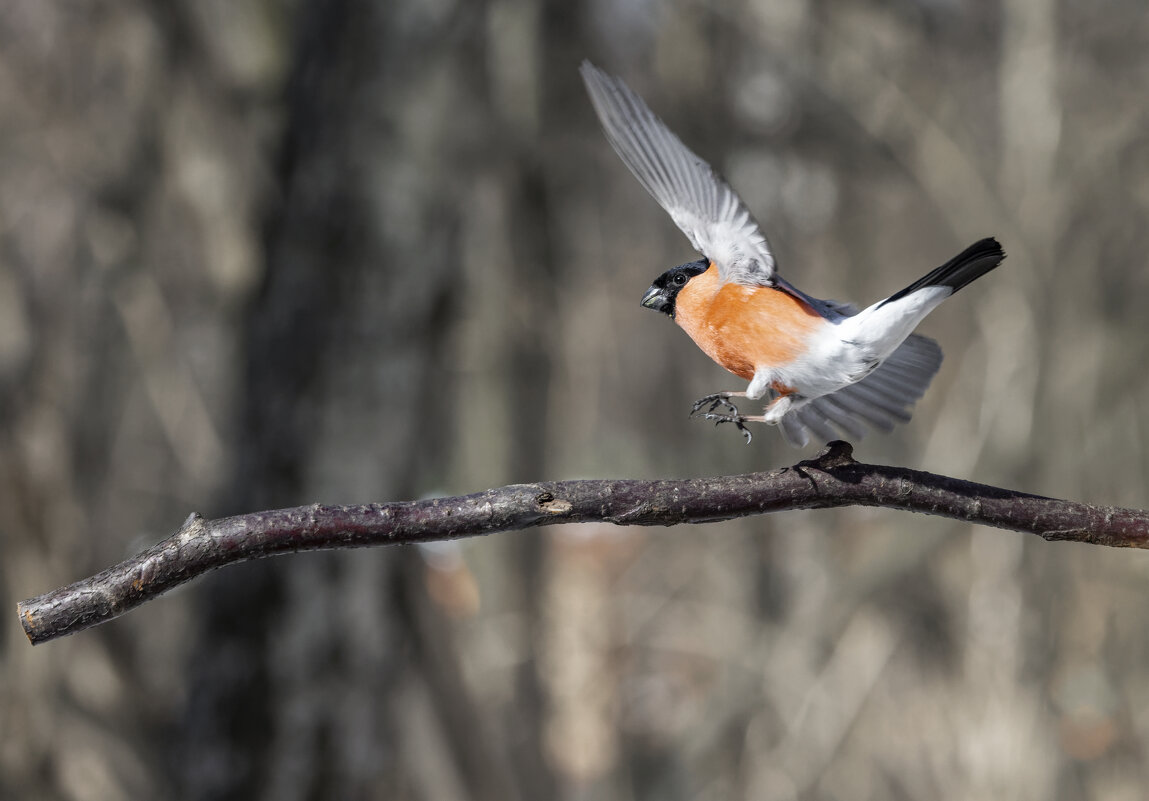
[537,492,573,515]
[801,440,856,471]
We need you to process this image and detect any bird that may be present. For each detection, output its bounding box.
[580,61,1005,447]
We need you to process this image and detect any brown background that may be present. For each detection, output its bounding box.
[3,1,1149,799]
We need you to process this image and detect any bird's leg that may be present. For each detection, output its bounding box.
[689,391,747,418]
[761,393,794,424]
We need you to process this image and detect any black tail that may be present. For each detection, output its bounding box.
[880,237,1005,308]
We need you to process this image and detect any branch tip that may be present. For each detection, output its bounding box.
[179,512,203,532]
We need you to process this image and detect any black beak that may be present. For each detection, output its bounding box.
[640,285,668,312]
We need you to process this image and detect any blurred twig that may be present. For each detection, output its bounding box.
[17,440,1149,645]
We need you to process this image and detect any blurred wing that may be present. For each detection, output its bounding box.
[581,61,776,287]
[778,335,944,447]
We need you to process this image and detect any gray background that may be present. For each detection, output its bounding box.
[2,0,1148,799]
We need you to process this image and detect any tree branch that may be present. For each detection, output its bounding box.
[17,441,1149,645]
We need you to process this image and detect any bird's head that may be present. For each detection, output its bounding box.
[640,259,710,318]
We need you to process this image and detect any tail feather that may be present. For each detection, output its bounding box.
[879,237,1005,308]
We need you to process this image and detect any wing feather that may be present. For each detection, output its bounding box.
[779,334,943,447]
[581,61,776,286]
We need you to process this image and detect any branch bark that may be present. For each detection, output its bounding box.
[17,441,1149,645]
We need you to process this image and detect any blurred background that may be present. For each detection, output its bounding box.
[3,0,1149,799]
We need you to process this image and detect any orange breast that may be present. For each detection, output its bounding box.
[673,264,823,381]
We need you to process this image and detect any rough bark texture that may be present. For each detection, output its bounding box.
[20,441,1149,645]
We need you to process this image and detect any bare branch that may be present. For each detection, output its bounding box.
[17,441,1149,645]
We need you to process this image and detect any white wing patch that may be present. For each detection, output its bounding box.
[778,334,944,448]
[581,61,776,287]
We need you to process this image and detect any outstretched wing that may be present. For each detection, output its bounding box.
[778,335,944,447]
[581,61,776,287]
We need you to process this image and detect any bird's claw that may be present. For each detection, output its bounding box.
[701,412,753,444]
[690,394,752,443]
[689,393,740,417]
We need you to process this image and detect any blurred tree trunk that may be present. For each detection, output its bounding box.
[0,0,275,798]
[177,1,517,799]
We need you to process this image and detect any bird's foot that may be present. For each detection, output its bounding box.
[689,393,753,443]
[689,393,741,418]
[690,394,760,443]
[702,412,753,444]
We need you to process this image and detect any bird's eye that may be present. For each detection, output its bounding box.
[673,273,687,286]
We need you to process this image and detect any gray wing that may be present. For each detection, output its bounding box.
[778,335,944,447]
[581,61,776,287]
